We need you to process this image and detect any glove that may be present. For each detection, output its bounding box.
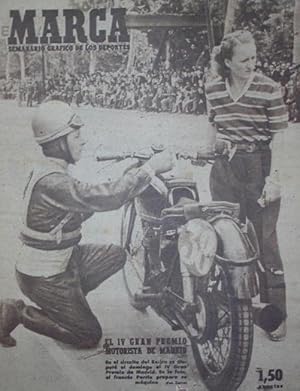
[147,149,175,174]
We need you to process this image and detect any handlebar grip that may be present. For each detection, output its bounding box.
[96,153,125,161]
[195,152,216,160]
[96,152,153,162]
[176,151,216,161]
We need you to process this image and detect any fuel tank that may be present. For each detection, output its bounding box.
[135,177,198,222]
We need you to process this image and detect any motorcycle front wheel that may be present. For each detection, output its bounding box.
[192,264,253,391]
[121,202,148,310]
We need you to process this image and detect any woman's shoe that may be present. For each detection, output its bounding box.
[267,320,287,342]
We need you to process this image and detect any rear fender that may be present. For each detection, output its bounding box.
[211,216,259,299]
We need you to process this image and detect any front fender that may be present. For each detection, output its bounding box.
[211,216,259,299]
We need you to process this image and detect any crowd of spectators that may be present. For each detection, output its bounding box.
[1,66,208,115]
[123,0,200,15]
[1,60,300,121]
[255,60,300,122]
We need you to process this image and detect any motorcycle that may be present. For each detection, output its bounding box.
[96,146,274,391]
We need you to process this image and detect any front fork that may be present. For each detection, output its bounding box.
[210,216,260,299]
[216,257,259,299]
[210,216,285,332]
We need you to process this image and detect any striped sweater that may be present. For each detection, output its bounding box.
[205,72,288,143]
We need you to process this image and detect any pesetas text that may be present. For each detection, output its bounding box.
[8,9,129,45]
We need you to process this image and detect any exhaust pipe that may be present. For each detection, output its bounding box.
[252,303,285,332]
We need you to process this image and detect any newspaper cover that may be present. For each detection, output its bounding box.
[0,1,299,390]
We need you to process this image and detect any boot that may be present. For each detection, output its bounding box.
[0,300,101,349]
[0,299,25,347]
[21,306,81,346]
[21,306,101,348]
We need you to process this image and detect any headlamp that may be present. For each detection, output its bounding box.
[178,218,217,277]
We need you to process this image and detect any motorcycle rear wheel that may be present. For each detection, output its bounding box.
[192,265,253,391]
[121,202,148,310]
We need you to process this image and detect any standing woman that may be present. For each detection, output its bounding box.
[205,30,288,340]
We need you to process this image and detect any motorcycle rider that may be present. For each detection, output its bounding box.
[204,30,288,341]
[0,100,174,348]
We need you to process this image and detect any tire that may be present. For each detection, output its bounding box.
[191,264,253,391]
[121,202,148,310]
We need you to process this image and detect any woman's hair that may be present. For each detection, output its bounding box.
[212,30,255,79]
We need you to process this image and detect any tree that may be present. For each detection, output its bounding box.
[294,0,300,64]
[224,0,239,34]
[217,0,294,63]
[19,53,25,81]
[293,0,300,102]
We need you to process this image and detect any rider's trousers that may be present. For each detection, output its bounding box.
[210,149,287,319]
[16,243,126,348]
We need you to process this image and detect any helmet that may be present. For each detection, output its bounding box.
[32,100,84,145]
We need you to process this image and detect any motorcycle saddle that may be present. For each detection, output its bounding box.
[162,201,240,221]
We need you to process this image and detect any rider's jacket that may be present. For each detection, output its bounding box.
[17,157,152,277]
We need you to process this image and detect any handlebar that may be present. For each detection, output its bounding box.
[95,147,216,197]
[96,147,216,163]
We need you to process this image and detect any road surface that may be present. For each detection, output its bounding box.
[0,100,299,391]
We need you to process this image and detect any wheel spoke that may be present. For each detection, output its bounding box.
[130,224,147,256]
[122,205,147,300]
[127,258,144,283]
[195,265,234,374]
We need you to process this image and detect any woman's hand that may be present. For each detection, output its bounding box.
[258,176,281,207]
[258,131,284,206]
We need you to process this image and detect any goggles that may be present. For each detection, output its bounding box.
[68,113,84,129]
